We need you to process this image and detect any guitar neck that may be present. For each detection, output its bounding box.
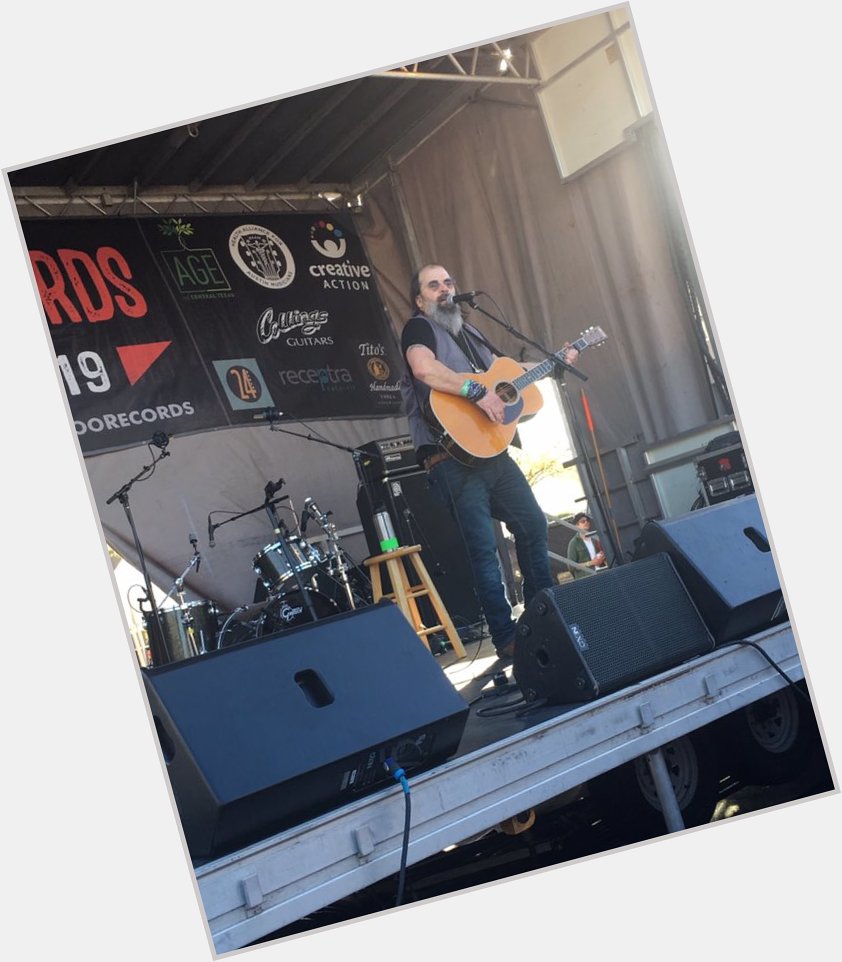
[509,330,602,391]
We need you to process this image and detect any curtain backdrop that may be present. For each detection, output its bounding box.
[87,97,719,614]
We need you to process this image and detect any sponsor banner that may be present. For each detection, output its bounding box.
[22,213,403,454]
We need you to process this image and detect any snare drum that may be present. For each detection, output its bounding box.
[253,538,324,592]
[147,601,219,663]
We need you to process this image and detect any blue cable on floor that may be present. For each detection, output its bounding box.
[385,757,412,906]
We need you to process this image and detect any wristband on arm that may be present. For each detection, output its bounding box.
[460,379,488,402]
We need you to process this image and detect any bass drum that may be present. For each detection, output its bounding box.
[256,587,342,637]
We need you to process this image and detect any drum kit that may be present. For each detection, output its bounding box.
[142,483,372,667]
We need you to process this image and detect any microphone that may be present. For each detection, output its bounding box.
[252,407,282,421]
[150,431,171,449]
[207,517,215,548]
[300,496,315,534]
[189,532,200,572]
[447,290,481,305]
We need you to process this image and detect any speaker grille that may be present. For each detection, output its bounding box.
[633,495,786,642]
[515,554,715,703]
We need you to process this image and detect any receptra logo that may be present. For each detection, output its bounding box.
[229,224,296,289]
[310,220,347,259]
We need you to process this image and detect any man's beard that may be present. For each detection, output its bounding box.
[428,299,463,336]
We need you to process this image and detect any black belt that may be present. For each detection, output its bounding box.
[423,451,450,471]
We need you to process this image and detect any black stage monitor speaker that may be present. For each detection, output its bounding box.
[633,494,786,643]
[513,553,715,705]
[142,602,469,861]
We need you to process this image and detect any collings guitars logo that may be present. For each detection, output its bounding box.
[157,218,234,300]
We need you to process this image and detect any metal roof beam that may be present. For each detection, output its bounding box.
[13,183,355,218]
[372,70,538,85]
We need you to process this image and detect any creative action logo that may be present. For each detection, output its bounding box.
[309,220,347,259]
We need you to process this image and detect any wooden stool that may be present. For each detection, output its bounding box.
[364,545,466,658]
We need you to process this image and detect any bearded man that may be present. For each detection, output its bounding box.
[399,263,578,659]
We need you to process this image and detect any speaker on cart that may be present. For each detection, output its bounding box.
[142,602,470,861]
[632,494,786,643]
[513,553,715,705]
[356,471,483,627]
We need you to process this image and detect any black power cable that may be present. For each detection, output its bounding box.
[723,639,812,704]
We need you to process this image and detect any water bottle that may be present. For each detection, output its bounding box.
[374,509,399,553]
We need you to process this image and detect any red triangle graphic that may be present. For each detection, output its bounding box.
[116,341,172,386]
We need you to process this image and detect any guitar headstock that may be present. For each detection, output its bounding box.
[573,326,608,351]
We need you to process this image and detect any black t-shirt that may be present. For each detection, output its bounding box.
[401,316,507,464]
[400,315,499,371]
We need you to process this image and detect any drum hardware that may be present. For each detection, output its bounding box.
[209,477,322,626]
[150,532,217,662]
[300,496,371,611]
[215,599,275,649]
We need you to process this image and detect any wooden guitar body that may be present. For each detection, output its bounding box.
[427,356,543,463]
[424,328,606,465]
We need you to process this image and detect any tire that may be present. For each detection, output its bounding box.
[587,732,720,841]
[713,684,819,786]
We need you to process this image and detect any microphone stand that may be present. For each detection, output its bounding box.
[255,408,382,538]
[105,442,171,667]
[460,295,587,384]
[460,295,624,566]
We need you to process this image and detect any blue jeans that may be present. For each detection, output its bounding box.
[427,453,552,650]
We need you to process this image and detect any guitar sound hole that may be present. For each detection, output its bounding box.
[496,381,517,403]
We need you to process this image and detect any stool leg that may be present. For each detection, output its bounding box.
[410,554,466,658]
[385,558,431,652]
[369,563,384,604]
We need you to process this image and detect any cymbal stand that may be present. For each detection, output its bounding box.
[162,540,204,655]
[304,498,359,610]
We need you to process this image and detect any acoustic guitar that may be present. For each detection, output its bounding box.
[425,326,607,465]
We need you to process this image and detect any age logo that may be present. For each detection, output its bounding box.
[229,224,295,289]
[157,218,233,299]
[309,219,347,259]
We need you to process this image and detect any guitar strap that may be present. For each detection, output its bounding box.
[447,325,524,451]
[446,325,500,373]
